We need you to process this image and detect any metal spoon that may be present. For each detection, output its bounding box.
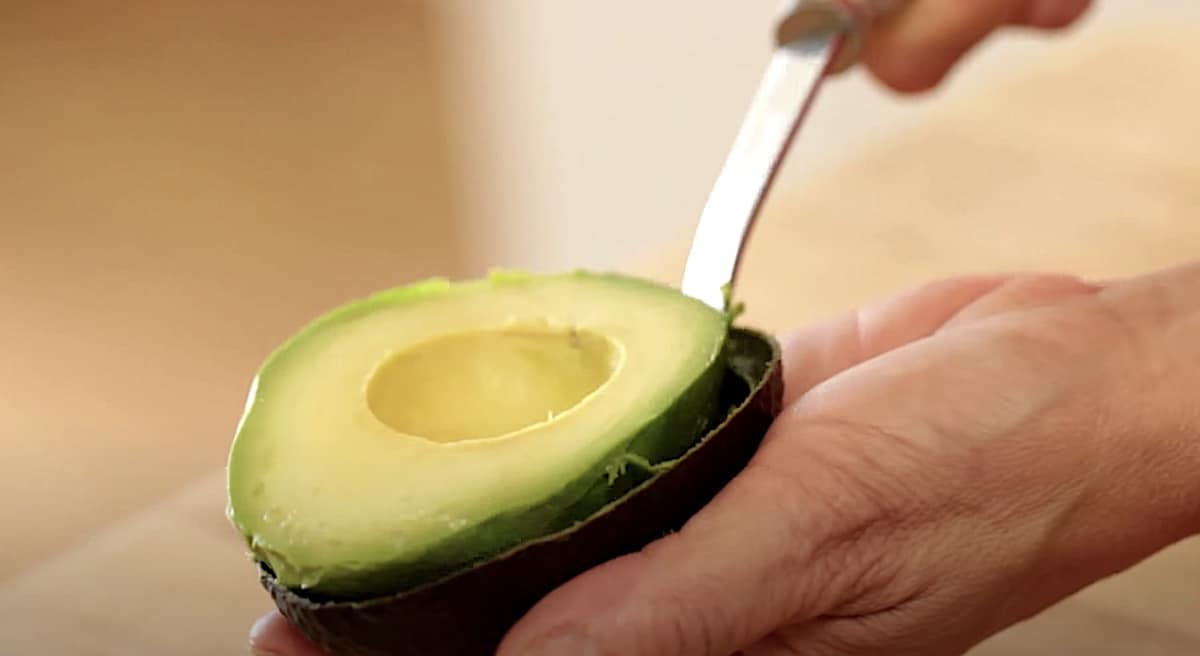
[680,0,904,311]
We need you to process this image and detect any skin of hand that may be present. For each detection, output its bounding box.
[860,0,1092,92]
[247,261,1200,656]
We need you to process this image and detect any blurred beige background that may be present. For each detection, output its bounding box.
[2,1,1199,653]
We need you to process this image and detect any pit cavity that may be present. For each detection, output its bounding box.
[366,324,618,443]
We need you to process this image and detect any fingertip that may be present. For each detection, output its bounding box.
[1011,0,1093,29]
[862,51,952,94]
[861,26,986,95]
[248,612,277,651]
[249,610,328,656]
[860,0,1016,93]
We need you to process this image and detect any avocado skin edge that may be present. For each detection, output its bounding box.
[262,327,784,656]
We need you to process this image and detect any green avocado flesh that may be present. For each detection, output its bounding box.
[226,270,735,599]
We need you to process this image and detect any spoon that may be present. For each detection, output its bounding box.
[680,0,904,311]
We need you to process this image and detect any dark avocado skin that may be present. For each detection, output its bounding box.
[262,328,784,656]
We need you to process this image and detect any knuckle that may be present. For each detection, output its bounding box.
[1091,266,1200,356]
[634,583,728,656]
[747,418,936,606]
[631,539,742,655]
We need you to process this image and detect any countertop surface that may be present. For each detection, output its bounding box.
[3,23,1200,655]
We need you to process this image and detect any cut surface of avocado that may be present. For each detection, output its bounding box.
[264,328,783,656]
[227,271,730,599]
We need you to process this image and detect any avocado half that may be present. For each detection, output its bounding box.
[226,270,783,656]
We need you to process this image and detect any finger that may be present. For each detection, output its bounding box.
[863,0,1021,92]
[1008,0,1093,29]
[249,611,327,656]
[936,273,1103,331]
[782,275,1014,404]
[864,0,1093,93]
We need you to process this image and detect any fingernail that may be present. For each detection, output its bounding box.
[525,632,598,656]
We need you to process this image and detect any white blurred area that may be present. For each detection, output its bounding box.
[439,0,1200,272]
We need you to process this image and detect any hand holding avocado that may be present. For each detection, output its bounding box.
[249,262,1200,656]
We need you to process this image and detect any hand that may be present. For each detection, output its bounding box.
[248,263,1200,656]
[862,0,1092,92]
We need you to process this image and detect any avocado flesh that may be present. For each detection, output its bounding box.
[264,327,784,656]
[226,271,730,599]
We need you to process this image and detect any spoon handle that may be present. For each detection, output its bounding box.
[680,0,906,312]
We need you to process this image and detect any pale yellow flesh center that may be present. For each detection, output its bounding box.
[366,324,618,443]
